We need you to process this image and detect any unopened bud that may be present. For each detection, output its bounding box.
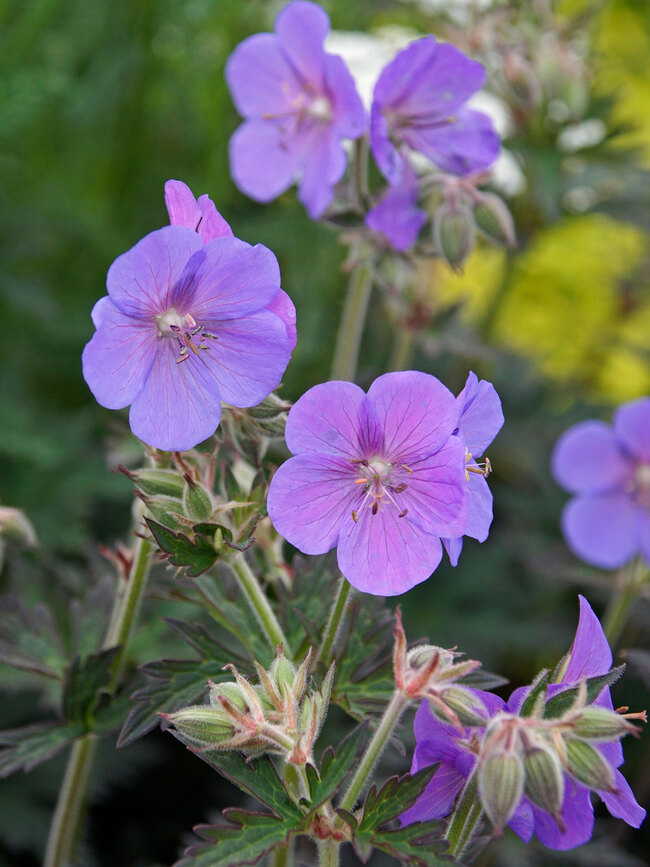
[473,192,516,248]
[208,681,248,712]
[564,738,616,792]
[182,475,213,522]
[523,743,565,821]
[572,706,641,742]
[407,645,454,671]
[120,466,185,498]
[165,705,234,747]
[479,752,525,834]
[139,493,187,531]
[439,687,489,727]
[270,652,297,694]
[247,394,291,421]
[433,203,475,272]
[0,507,38,548]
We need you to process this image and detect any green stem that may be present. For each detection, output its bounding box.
[388,326,414,372]
[231,554,290,654]
[339,690,410,813]
[603,558,649,648]
[270,837,295,867]
[444,770,483,858]
[314,576,353,668]
[318,838,340,867]
[330,259,374,382]
[45,503,154,867]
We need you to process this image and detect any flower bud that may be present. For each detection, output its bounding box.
[436,686,489,727]
[182,475,213,522]
[479,752,525,834]
[564,738,616,792]
[433,203,475,272]
[120,466,185,498]
[138,493,187,531]
[270,652,297,694]
[0,507,38,548]
[473,192,516,248]
[571,707,641,742]
[208,681,249,712]
[523,742,565,822]
[165,705,234,748]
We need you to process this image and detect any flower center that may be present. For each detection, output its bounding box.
[155,308,218,364]
[349,456,412,523]
[307,95,333,122]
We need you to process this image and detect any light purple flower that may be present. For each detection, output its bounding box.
[225,1,365,219]
[364,162,426,251]
[552,397,650,569]
[267,372,468,595]
[402,596,646,849]
[442,371,504,566]
[82,189,295,451]
[370,36,500,185]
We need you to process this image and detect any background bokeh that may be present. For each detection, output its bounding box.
[0,0,648,864]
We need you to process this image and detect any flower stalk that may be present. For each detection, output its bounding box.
[603,557,649,648]
[318,838,340,867]
[444,770,483,858]
[231,553,290,654]
[330,257,374,382]
[314,575,353,668]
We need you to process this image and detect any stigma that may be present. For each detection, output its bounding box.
[349,457,410,523]
[155,309,218,364]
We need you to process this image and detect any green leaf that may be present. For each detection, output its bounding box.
[543,666,626,719]
[118,619,242,748]
[62,647,119,726]
[357,767,439,835]
[177,810,299,867]
[145,518,218,577]
[519,669,550,717]
[305,723,367,810]
[370,821,452,866]
[0,722,83,777]
[0,596,67,680]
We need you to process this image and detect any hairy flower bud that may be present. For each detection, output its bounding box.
[564,738,616,792]
[571,706,642,742]
[138,492,187,531]
[433,202,475,272]
[120,465,185,498]
[479,751,525,834]
[437,686,489,727]
[182,475,214,522]
[523,742,565,823]
[473,192,516,248]
[164,705,235,748]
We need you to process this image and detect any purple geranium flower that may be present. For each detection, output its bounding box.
[225,1,365,219]
[267,371,468,595]
[402,596,646,849]
[82,185,295,452]
[442,371,504,566]
[552,397,650,569]
[370,36,500,184]
[365,162,426,251]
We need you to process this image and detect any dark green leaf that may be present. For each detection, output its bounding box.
[370,821,451,866]
[62,647,119,726]
[305,723,367,810]
[357,766,439,835]
[543,666,626,719]
[0,596,67,680]
[145,518,218,577]
[176,810,300,867]
[0,722,83,777]
[519,669,550,717]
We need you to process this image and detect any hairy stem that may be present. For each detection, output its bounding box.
[339,690,410,813]
[231,553,290,654]
[45,503,154,867]
[604,557,649,648]
[444,770,483,858]
[330,259,374,382]
[314,575,353,668]
[270,837,295,867]
[318,838,340,867]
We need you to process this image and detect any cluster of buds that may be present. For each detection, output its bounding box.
[163,649,333,766]
[393,610,487,729]
[428,173,516,271]
[477,682,646,834]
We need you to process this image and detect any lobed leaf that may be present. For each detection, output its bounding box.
[145,519,219,577]
[0,722,84,777]
[304,723,367,810]
[62,647,119,726]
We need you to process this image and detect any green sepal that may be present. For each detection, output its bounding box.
[543,666,626,719]
[519,669,550,718]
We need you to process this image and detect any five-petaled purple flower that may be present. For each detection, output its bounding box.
[364,162,426,252]
[552,397,650,569]
[225,1,365,219]
[267,371,469,596]
[370,36,500,185]
[402,596,646,849]
[82,181,295,452]
[442,371,504,567]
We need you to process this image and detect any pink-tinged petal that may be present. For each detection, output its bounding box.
[337,502,443,595]
[196,195,233,242]
[297,124,347,218]
[197,309,292,408]
[323,53,366,139]
[456,372,504,457]
[229,121,299,204]
[600,770,646,828]
[508,801,534,843]
[401,107,500,176]
[367,371,459,461]
[442,536,463,567]
[267,289,297,351]
[267,453,354,555]
[562,494,638,569]
[552,420,631,495]
[400,763,466,824]
[107,226,204,317]
[129,341,223,451]
[532,778,594,850]
[275,0,329,90]
[365,163,426,252]
[165,180,201,231]
[403,437,468,538]
[285,381,381,459]
[82,299,157,410]
[175,237,281,318]
[563,595,613,682]
[225,33,301,118]
[613,397,650,463]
